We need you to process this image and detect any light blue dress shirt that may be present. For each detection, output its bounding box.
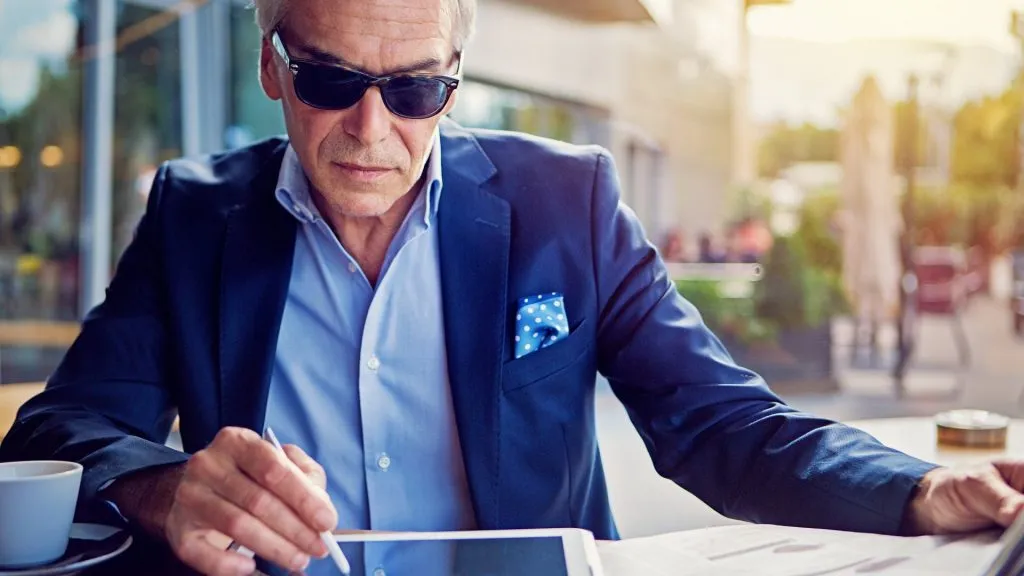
[264,133,476,575]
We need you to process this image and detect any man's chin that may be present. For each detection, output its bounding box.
[332,193,399,219]
[312,176,412,219]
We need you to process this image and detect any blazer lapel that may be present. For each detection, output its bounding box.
[219,142,297,432]
[438,122,508,529]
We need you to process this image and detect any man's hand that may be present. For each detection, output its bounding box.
[903,460,1024,535]
[108,427,337,576]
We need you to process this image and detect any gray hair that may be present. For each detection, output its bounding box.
[251,0,477,52]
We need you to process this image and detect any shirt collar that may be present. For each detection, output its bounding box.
[274,129,444,227]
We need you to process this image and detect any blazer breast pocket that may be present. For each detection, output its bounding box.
[502,318,592,392]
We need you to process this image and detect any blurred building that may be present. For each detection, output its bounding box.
[0,0,750,380]
[457,0,750,257]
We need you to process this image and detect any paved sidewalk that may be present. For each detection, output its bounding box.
[790,296,1024,421]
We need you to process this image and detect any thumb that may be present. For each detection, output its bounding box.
[996,494,1024,528]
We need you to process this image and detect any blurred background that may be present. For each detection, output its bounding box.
[2,0,1024,539]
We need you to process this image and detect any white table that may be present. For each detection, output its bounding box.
[597,416,1024,575]
[845,416,1024,467]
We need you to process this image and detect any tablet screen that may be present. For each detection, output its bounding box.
[303,536,569,576]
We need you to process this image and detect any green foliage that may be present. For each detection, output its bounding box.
[792,191,843,276]
[893,99,930,170]
[676,280,777,344]
[753,237,807,330]
[911,183,1024,256]
[955,183,1024,255]
[757,122,840,178]
[950,90,1022,188]
[1,66,83,256]
[675,280,725,324]
[756,101,934,180]
[911,186,970,246]
[728,185,773,222]
[677,233,846,343]
[754,235,848,331]
[802,266,847,327]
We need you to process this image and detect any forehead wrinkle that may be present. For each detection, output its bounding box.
[315,0,447,31]
[331,14,448,42]
[293,0,450,33]
[286,0,453,70]
[331,21,444,42]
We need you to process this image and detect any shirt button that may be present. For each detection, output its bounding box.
[374,568,386,576]
[377,453,391,471]
[347,262,357,273]
[367,355,381,371]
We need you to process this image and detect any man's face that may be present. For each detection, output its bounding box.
[260,0,459,218]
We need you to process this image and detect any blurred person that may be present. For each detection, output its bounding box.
[724,224,758,264]
[660,227,686,262]
[6,1,1024,575]
[734,217,772,262]
[697,231,724,263]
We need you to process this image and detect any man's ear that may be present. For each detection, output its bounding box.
[259,37,284,101]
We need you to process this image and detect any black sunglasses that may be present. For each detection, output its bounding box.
[270,30,461,119]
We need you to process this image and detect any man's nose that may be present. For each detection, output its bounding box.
[342,87,391,146]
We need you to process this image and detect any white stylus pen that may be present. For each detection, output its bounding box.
[263,427,352,575]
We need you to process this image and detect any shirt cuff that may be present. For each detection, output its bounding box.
[97,478,128,523]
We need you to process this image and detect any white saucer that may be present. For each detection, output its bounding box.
[0,523,133,576]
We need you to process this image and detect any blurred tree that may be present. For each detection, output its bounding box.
[793,190,843,276]
[911,186,969,247]
[755,234,847,331]
[958,184,1023,255]
[939,76,1024,255]
[950,90,1022,187]
[910,184,1023,256]
[754,236,813,330]
[727,184,773,222]
[757,122,840,178]
[2,65,83,257]
[892,99,929,171]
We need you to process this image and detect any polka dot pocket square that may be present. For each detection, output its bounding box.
[514,292,569,359]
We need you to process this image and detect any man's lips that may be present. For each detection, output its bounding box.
[334,162,393,181]
[336,162,391,172]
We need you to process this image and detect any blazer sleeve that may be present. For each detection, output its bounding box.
[0,163,189,517]
[587,150,938,535]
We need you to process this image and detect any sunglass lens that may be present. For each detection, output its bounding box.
[383,76,449,118]
[294,64,367,110]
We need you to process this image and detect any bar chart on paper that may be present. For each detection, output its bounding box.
[596,524,1005,576]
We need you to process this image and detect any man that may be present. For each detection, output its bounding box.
[3,0,1024,575]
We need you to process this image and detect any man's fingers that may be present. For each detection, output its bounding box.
[222,429,338,532]
[283,444,327,491]
[175,526,256,576]
[190,449,326,558]
[993,460,1024,494]
[176,480,311,573]
[962,468,1024,528]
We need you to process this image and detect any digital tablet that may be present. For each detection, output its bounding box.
[982,511,1024,576]
[298,528,603,576]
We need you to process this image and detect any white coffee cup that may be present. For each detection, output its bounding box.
[0,461,83,568]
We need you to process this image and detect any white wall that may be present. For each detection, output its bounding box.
[465,0,624,110]
[464,0,738,240]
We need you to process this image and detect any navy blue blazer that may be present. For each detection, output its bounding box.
[1,121,936,539]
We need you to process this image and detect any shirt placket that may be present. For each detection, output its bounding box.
[358,221,429,576]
